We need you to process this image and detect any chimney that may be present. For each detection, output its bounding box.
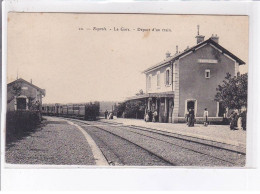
[211,34,219,44]
[176,45,178,54]
[30,79,32,84]
[166,51,171,58]
[195,25,205,44]
[184,46,189,51]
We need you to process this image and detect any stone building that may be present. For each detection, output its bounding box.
[127,31,245,123]
[7,78,46,112]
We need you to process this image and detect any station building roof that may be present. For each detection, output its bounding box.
[8,78,46,96]
[142,38,245,74]
[126,91,174,101]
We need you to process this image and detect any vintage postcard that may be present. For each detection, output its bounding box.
[5,13,248,167]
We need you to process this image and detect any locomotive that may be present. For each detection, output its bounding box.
[42,102,100,121]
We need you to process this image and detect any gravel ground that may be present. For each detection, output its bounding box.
[5,117,95,165]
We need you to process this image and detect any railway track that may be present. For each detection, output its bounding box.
[66,118,246,166]
[82,119,246,154]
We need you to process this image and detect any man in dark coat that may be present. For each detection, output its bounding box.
[188,108,195,127]
[104,110,108,119]
[230,111,238,130]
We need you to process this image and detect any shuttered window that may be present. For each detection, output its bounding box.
[157,71,160,87]
[166,69,170,85]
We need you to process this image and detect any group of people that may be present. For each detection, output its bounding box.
[144,107,245,130]
[104,110,113,119]
[186,108,209,127]
[186,108,196,127]
[229,110,247,130]
[144,109,158,122]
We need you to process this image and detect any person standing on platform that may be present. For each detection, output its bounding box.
[185,111,190,125]
[203,108,209,126]
[152,109,158,122]
[104,110,108,119]
[230,111,238,130]
[188,108,195,127]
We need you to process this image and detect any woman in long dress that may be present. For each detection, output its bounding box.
[188,108,195,127]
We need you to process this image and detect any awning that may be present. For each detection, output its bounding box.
[126,91,174,101]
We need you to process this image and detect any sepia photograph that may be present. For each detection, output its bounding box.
[5,13,248,167]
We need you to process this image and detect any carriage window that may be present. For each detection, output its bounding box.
[73,106,79,110]
[205,69,210,78]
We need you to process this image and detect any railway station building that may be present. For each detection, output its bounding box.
[127,32,245,123]
[7,78,46,112]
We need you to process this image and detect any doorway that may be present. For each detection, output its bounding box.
[17,97,26,110]
[185,99,197,116]
[218,102,226,117]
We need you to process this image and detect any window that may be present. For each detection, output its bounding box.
[148,75,152,90]
[166,69,170,85]
[205,69,210,78]
[157,71,160,87]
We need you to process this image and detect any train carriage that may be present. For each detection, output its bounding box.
[60,105,68,117]
[42,102,100,121]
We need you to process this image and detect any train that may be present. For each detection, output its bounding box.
[42,102,100,121]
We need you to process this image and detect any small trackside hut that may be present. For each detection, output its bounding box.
[127,29,245,123]
[7,78,46,112]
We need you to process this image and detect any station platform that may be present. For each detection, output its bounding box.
[100,117,246,149]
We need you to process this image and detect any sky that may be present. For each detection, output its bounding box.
[7,13,248,103]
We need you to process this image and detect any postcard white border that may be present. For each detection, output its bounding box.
[1,0,260,190]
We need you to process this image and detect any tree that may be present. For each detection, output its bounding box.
[113,102,126,117]
[124,100,145,119]
[7,82,22,104]
[215,73,248,112]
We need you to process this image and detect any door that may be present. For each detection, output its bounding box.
[168,98,174,123]
[17,97,26,110]
[218,102,226,117]
[186,100,196,116]
[187,101,195,111]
